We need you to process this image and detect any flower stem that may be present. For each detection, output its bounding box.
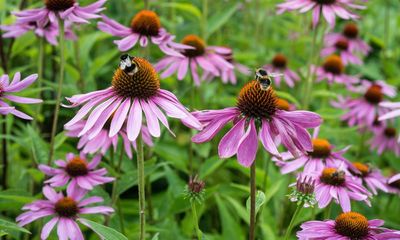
[48,16,65,165]
[324,203,332,219]
[137,133,146,240]
[191,202,202,240]
[249,163,256,240]
[35,36,45,124]
[74,36,85,91]
[284,203,302,240]
[1,116,8,189]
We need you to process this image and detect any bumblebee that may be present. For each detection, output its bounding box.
[119,54,138,76]
[255,68,283,90]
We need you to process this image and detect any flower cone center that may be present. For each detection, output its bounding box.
[384,127,396,138]
[343,23,359,39]
[352,162,370,177]
[389,179,400,190]
[237,80,277,119]
[335,39,349,51]
[112,57,160,99]
[320,168,345,186]
[312,0,336,4]
[309,139,331,158]
[323,55,343,75]
[131,10,161,36]
[272,54,287,69]
[276,98,290,111]
[44,0,75,11]
[335,212,369,239]
[364,85,383,104]
[66,157,89,177]
[182,35,206,57]
[55,197,79,218]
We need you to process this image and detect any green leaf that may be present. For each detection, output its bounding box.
[78,219,128,240]
[206,3,241,38]
[160,3,201,20]
[215,195,245,239]
[0,190,36,204]
[0,219,31,234]
[151,233,160,240]
[275,91,301,106]
[199,155,225,179]
[27,125,48,164]
[246,191,266,215]
[312,90,338,99]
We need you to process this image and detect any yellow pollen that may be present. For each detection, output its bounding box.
[335,212,369,239]
[276,98,290,111]
[131,10,161,36]
[320,167,345,185]
[352,162,369,176]
[309,138,331,158]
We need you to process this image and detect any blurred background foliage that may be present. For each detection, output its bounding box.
[0,0,400,239]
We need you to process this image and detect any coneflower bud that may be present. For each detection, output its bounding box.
[184,176,205,204]
[288,174,316,208]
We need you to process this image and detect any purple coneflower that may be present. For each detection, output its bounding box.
[339,84,389,127]
[276,98,296,111]
[16,185,113,240]
[350,162,388,195]
[155,34,233,86]
[297,211,400,240]
[274,134,354,174]
[12,0,106,27]
[64,55,202,143]
[321,37,362,65]
[202,47,250,85]
[192,80,322,167]
[262,54,300,88]
[0,20,76,46]
[38,153,114,190]
[314,55,359,86]
[349,80,397,98]
[379,101,400,124]
[65,120,153,158]
[314,166,371,212]
[277,0,365,28]
[325,23,371,56]
[369,127,400,156]
[98,10,189,56]
[0,72,42,120]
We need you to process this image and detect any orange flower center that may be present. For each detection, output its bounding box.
[44,0,75,11]
[276,98,290,111]
[364,85,383,104]
[55,197,79,218]
[335,212,369,239]
[323,55,344,75]
[236,80,277,119]
[112,57,160,99]
[181,35,206,57]
[309,139,331,158]
[320,167,345,186]
[384,127,396,138]
[131,10,161,36]
[65,157,89,177]
[335,39,349,51]
[343,23,359,39]
[272,54,287,69]
[352,162,370,177]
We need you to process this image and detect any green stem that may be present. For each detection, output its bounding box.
[191,202,202,240]
[137,133,146,240]
[1,116,7,189]
[284,204,302,240]
[144,0,149,9]
[48,16,65,165]
[249,163,256,240]
[201,0,208,40]
[35,37,44,126]
[383,1,390,57]
[74,36,84,91]
[324,203,332,219]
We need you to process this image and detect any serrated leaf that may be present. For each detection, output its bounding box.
[78,219,127,240]
[206,3,241,38]
[246,191,266,215]
[0,219,31,234]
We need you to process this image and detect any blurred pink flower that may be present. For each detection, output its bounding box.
[369,127,400,156]
[192,80,322,167]
[262,53,300,88]
[39,152,114,190]
[350,162,388,195]
[277,0,365,28]
[388,174,400,195]
[321,37,362,65]
[16,185,113,240]
[379,101,400,124]
[0,72,42,120]
[273,128,355,174]
[325,23,371,56]
[64,56,202,144]
[155,34,233,86]
[12,0,106,27]
[297,212,399,240]
[314,55,359,86]
[313,166,371,212]
[98,10,189,56]
[65,120,153,158]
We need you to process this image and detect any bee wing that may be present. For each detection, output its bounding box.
[269,73,284,77]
